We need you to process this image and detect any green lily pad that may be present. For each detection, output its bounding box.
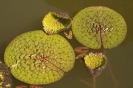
[42,12,72,34]
[84,52,107,76]
[72,6,127,49]
[4,30,75,84]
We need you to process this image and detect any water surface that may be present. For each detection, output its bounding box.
[0,0,133,88]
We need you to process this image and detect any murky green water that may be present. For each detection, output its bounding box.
[0,0,133,88]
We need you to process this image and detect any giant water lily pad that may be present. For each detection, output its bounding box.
[42,12,72,34]
[4,30,75,84]
[72,6,127,49]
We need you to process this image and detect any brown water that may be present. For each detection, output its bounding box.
[0,0,133,88]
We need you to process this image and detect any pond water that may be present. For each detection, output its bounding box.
[0,0,133,88]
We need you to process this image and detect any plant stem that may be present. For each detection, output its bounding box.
[93,77,96,88]
[103,49,118,88]
[107,60,118,88]
[66,73,94,88]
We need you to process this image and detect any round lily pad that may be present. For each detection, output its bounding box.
[42,12,72,34]
[84,52,107,76]
[72,6,127,49]
[4,30,75,84]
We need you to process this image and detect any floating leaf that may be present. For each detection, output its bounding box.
[83,52,107,76]
[72,6,127,49]
[42,12,72,34]
[74,46,89,59]
[4,30,75,84]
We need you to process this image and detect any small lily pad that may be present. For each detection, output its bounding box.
[4,30,75,84]
[72,6,127,49]
[42,12,72,34]
[83,52,107,76]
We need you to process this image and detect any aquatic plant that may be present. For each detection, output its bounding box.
[64,30,73,39]
[83,52,107,76]
[0,60,12,88]
[42,12,72,34]
[3,6,128,88]
[72,6,127,49]
[15,85,42,88]
[74,46,107,88]
[4,30,75,84]
[74,46,89,59]
[83,52,107,88]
